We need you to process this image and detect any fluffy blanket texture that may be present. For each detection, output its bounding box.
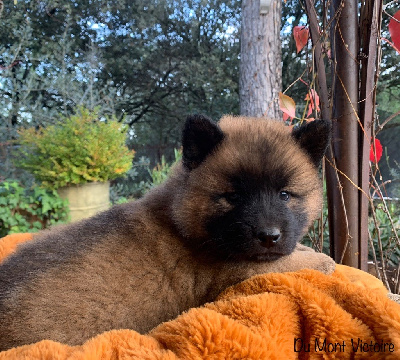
[0,233,399,359]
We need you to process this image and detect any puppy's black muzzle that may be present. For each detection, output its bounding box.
[257,228,281,249]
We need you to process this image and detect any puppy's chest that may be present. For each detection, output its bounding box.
[99,237,206,308]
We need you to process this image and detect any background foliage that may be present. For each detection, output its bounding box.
[1,1,398,181]
[15,107,134,189]
[0,0,241,173]
[0,181,69,237]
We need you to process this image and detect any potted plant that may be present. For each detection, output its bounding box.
[15,106,134,222]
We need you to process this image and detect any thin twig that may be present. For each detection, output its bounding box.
[377,109,400,134]
[283,68,308,94]
[320,160,325,252]
[370,173,400,248]
[382,0,400,11]
[335,74,369,140]
[369,201,391,289]
[368,229,383,282]
[325,152,353,263]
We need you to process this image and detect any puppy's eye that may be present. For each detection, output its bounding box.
[279,191,290,201]
[222,192,240,203]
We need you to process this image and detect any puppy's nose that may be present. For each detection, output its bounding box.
[257,228,281,248]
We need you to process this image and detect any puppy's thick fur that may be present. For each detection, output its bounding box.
[0,115,335,350]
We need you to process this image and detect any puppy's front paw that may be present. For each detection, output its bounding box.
[312,253,336,275]
[295,243,315,252]
[255,249,336,275]
[289,250,336,275]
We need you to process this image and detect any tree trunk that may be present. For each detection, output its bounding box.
[239,0,282,118]
[329,0,361,267]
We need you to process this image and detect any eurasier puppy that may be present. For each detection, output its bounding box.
[0,115,335,349]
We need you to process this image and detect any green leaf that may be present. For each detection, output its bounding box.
[41,201,51,214]
[0,181,69,236]
[32,221,42,230]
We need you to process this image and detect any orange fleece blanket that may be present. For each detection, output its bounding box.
[0,233,399,359]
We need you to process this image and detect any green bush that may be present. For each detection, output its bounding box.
[369,202,400,266]
[148,148,182,186]
[389,160,400,198]
[110,149,183,204]
[0,181,69,237]
[15,107,135,189]
[110,156,152,203]
[302,186,400,266]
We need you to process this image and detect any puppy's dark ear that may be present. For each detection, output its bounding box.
[292,119,331,167]
[182,114,224,170]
